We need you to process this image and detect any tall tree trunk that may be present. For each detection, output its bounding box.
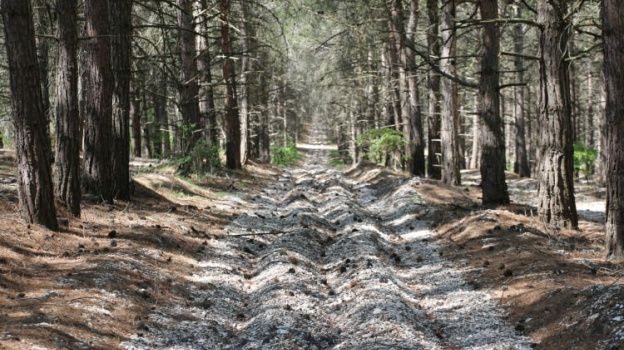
[381,51,394,129]
[160,89,171,158]
[2,0,58,230]
[258,51,271,163]
[470,95,479,169]
[83,0,114,203]
[479,0,509,206]
[221,0,242,170]
[387,0,410,171]
[427,0,442,179]
[177,0,200,155]
[528,85,538,176]
[34,0,52,157]
[130,80,142,158]
[281,80,288,147]
[141,88,152,158]
[599,81,607,183]
[368,49,380,130]
[513,0,530,177]
[536,1,578,228]
[198,0,218,147]
[602,0,624,259]
[458,94,467,170]
[569,36,579,143]
[239,1,254,165]
[584,61,595,177]
[349,110,358,164]
[151,90,162,158]
[109,0,132,200]
[440,0,461,185]
[406,0,425,176]
[54,0,81,217]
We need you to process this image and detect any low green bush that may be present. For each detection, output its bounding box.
[573,142,597,179]
[272,141,302,166]
[178,140,221,175]
[356,128,406,165]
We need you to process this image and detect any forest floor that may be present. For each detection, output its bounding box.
[0,139,623,349]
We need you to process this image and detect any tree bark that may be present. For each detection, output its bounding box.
[258,51,271,163]
[584,61,595,177]
[479,0,509,206]
[406,0,425,176]
[388,0,412,172]
[198,0,218,148]
[159,87,171,158]
[470,95,479,169]
[221,0,242,170]
[602,0,624,258]
[110,0,132,200]
[2,0,58,230]
[239,1,255,165]
[177,0,200,155]
[130,79,142,158]
[151,90,162,158]
[440,0,461,185]
[427,0,442,179]
[599,81,607,184]
[83,0,114,203]
[141,88,152,158]
[54,0,81,217]
[536,1,578,228]
[513,0,530,177]
[34,0,52,158]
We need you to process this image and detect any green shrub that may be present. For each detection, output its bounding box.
[272,141,302,166]
[356,128,407,165]
[573,142,597,178]
[178,140,221,175]
[328,150,347,169]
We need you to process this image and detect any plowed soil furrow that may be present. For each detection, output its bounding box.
[124,129,532,350]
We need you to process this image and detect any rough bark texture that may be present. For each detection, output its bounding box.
[130,80,142,158]
[159,83,171,158]
[603,0,624,259]
[151,69,167,158]
[54,0,81,217]
[536,1,578,229]
[470,103,479,170]
[34,0,51,157]
[584,62,595,177]
[221,0,242,170]
[141,88,152,158]
[198,0,218,147]
[426,0,442,179]
[387,0,410,171]
[110,0,132,200]
[479,0,509,206]
[2,0,58,230]
[406,0,425,176]
[239,1,254,165]
[385,20,403,139]
[513,0,530,177]
[83,0,114,203]
[258,52,271,163]
[177,0,200,154]
[440,0,461,185]
[599,83,608,183]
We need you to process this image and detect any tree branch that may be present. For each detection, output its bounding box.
[457,18,543,30]
[501,51,540,61]
[405,40,478,89]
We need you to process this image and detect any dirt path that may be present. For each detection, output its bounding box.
[123,128,532,350]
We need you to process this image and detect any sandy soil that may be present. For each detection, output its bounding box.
[0,144,622,350]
